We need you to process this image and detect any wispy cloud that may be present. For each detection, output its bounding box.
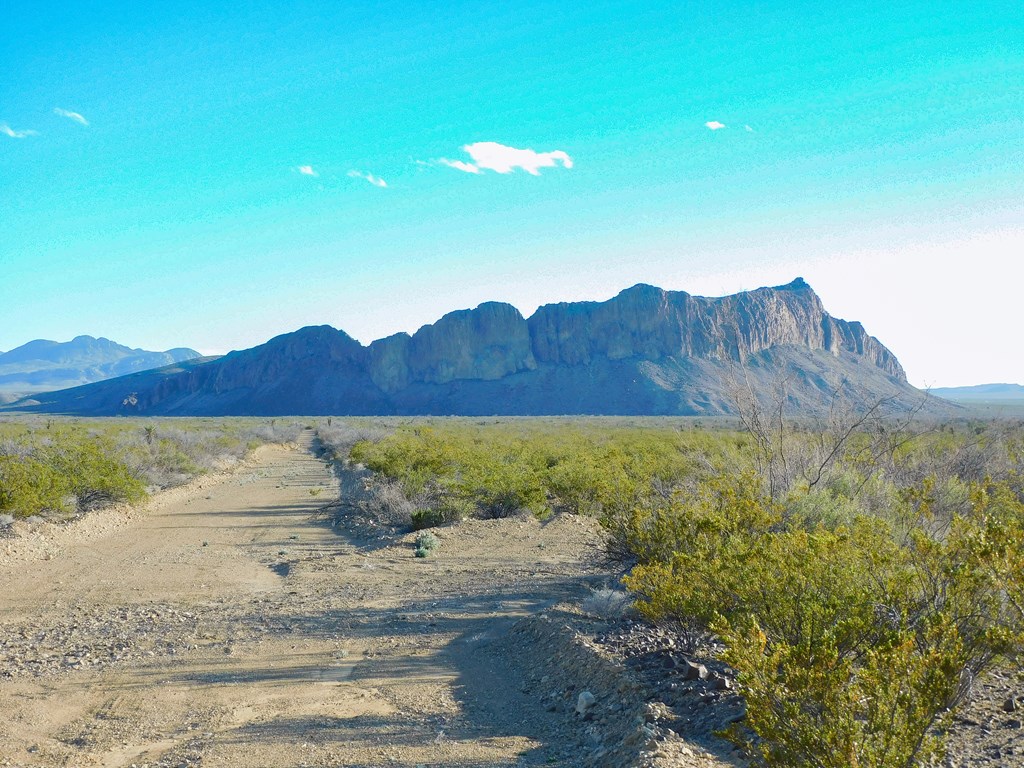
[1,123,38,139]
[439,142,573,176]
[296,165,318,176]
[705,121,726,130]
[54,107,88,126]
[348,170,387,188]
[745,124,754,132]
[438,159,481,174]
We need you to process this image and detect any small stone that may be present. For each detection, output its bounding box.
[681,661,709,681]
[576,691,596,715]
[710,673,732,690]
[1003,697,1019,713]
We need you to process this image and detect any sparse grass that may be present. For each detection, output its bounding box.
[0,415,306,520]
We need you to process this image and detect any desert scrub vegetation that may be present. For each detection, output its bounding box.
[339,414,1024,766]
[414,530,439,558]
[618,407,1024,766]
[347,420,744,528]
[622,473,1024,766]
[0,416,304,520]
[315,419,392,462]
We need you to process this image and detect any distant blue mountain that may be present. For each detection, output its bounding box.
[0,335,201,393]
[931,383,1024,402]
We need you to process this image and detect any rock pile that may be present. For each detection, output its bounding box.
[508,609,745,767]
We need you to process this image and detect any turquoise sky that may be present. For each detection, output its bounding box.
[2,1,1022,387]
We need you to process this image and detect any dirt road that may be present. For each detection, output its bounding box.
[0,434,606,767]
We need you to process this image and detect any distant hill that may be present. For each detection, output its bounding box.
[5,279,942,417]
[931,383,1024,402]
[0,336,202,393]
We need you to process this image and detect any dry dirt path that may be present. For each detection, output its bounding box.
[0,434,606,768]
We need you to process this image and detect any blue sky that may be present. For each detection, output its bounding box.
[2,0,1022,387]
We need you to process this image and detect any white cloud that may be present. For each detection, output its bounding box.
[440,141,573,175]
[438,158,481,174]
[705,121,726,130]
[53,107,88,126]
[296,165,318,176]
[348,170,387,188]
[1,123,38,138]
[745,124,754,132]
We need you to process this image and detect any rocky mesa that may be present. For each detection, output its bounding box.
[7,279,925,416]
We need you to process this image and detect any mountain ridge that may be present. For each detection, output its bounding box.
[0,336,202,393]
[932,383,1024,402]
[6,280,927,416]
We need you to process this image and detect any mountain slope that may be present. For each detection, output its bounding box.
[0,336,202,393]
[932,383,1024,402]
[7,280,931,416]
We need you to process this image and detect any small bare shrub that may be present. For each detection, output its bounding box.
[317,422,391,461]
[366,477,416,527]
[582,587,634,619]
[241,422,305,446]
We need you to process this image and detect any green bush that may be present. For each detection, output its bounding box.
[623,477,1024,767]
[0,416,305,519]
[410,508,450,530]
[0,451,71,517]
[414,530,440,557]
[349,422,730,527]
[39,435,146,510]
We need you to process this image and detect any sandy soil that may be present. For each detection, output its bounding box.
[0,434,614,767]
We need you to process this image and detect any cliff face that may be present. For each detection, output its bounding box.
[368,302,536,393]
[9,279,917,417]
[527,279,904,379]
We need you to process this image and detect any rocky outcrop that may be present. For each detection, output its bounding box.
[6,279,924,416]
[369,302,536,393]
[528,279,904,379]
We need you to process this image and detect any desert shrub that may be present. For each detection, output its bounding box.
[241,421,305,446]
[608,472,775,570]
[623,477,1024,767]
[0,416,305,519]
[0,451,71,517]
[39,435,146,510]
[582,587,634,619]
[782,484,861,530]
[348,422,730,529]
[365,476,417,527]
[316,420,391,461]
[409,487,475,530]
[414,530,439,558]
[464,459,547,518]
[0,433,144,516]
